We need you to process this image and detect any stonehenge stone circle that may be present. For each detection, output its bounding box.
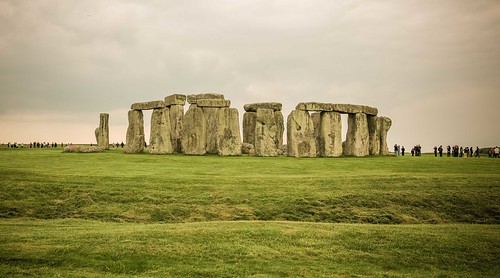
[95,113,109,150]
[120,95,392,157]
[125,110,145,153]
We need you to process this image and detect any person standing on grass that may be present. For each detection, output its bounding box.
[447,145,451,157]
[434,146,438,157]
[401,146,405,156]
[438,145,443,157]
[495,146,500,158]
[475,147,480,158]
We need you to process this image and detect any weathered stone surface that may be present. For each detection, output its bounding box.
[63,145,103,153]
[378,116,392,155]
[368,115,380,155]
[181,105,206,155]
[274,111,284,150]
[241,143,254,155]
[204,108,220,154]
[187,93,224,104]
[295,102,378,116]
[131,100,165,110]
[165,94,186,106]
[149,108,173,154]
[244,102,282,112]
[217,108,242,156]
[343,113,369,156]
[243,112,257,145]
[197,99,231,108]
[319,112,342,157]
[312,112,322,156]
[254,109,278,157]
[94,113,109,150]
[287,110,317,157]
[125,110,145,153]
[169,105,184,153]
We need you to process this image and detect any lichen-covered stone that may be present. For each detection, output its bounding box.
[254,109,278,157]
[287,110,316,157]
[187,93,224,104]
[295,102,378,116]
[379,116,392,155]
[197,99,231,108]
[368,115,380,155]
[243,112,257,146]
[181,104,206,155]
[241,143,254,155]
[149,108,173,154]
[204,108,220,154]
[165,94,186,106]
[244,102,282,112]
[274,111,284,150]
[125,110,145,153]
[94,113,109,150]
[169,105,184,153]
[131,100,165,110]
[217,108,242,156]
[343,113,369,156]
[319,112,342,157]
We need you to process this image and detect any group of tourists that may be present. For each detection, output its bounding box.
[2,142,69,149]
[393,144,499,158]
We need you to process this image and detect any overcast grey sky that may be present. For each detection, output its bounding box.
[1,0,499,151]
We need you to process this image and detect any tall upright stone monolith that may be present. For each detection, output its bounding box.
[379,116,392,155]
[204,107,220,154]
[368,115,380,155]
[243,112,257,146]
[149,107,173,154]
[125,110,145,153]
[287,110,316,157]
[181,104,207,155]
[95,113,109,150]
[165,94,186,153]
[254,108,278,157]
[217,108,242,156]
[319,111,342,157]
[344,113,369,156]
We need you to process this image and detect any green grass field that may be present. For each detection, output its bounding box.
[1,147,499,277]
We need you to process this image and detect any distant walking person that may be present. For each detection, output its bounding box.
[475,147,480,158]
[401,146,405,156]
[434,146,438,157]
[438,145,443,157]
[394,144,398,156]
[494,146,500,158]
[447,145,451,157]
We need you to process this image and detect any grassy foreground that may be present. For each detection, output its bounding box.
[0,147,499,276]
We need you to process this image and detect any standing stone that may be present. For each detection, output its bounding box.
[149,108,173,154]
[204,108,220,154]
[94,113,109,150]
[243,112,257,146]
[312,112,322,156]
[181,104,206,155]
[125,110,145,154]
[254,109,278,157]
[368,116,380,155]
[287,110,316,157]
[344,113,369,156]
[379,116,392,156]
[274,111,284,150]
[319,112,342,157]
[217,108,242,156]
[169,105,184,153]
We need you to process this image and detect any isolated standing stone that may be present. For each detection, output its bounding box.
[169,105,184,153]
[344,113,369,156]
[379,116,392,155]
[319,112,342,157]
[243,112,257,146]
[182,105,207,155]
[125,110,145,154]
[254,109,278,156]
[287,110,316,157]
[204,107,220,154]
[94,113,109,150]
[217,108,242,156]
[149,108,173,154]
[368,115,380,155]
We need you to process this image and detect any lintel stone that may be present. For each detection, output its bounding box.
[187,93,224,104]
[295,102,378,116]
[244,102,282,112]
[165,94,186,106]
[131,100,165,110]
[197,99,231,108]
